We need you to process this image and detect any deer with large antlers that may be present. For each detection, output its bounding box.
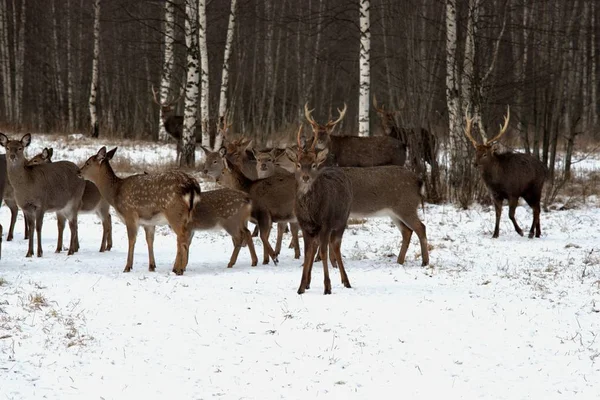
[305,103,406,167]
[152,86,187,163]
[465,106,547,238]
[286,125,353,295]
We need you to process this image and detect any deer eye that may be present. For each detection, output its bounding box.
[212,160,217,164]
[311,163,316,169]
[296,163,301,169]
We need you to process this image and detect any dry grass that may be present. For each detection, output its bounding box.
[27,292,49,310]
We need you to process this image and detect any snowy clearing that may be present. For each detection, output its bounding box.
[0,136,599,400]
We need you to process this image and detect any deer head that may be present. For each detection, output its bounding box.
[464,105,510,168]
[304,103,347,151]
[286,125,330,195]
[151,85,184,114]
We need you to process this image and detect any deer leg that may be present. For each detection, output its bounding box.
[227,233,243,268]
[173,229,191,275]
[331,231,351,288]
[106,213,113,251]
[24,210,35,258]
[492,197,503,238]
[124,221,139,272]
[319,232,332,295]
[6,203,17,241]
[274,222,285,256]
[55,213,66,253]
[244,228,258,266]
[67,213,79,255]
[258,214,278,265]
[251,225,259,237]
[298,233,317,294]
[35,211,44,258]
[523,195,542,238]
[143,225,157,272]
[289,222,300,258]
[507,197,523,236]
[393,218,413,265]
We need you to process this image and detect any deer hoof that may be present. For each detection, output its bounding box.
[323,288,332,295]
[26,251,33,258]
[123,266,132,273]
[173,269,184,276]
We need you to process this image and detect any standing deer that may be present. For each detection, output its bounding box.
[286,126,353,295]
[152,86,185,163]
[0,153,5,258]
[464,106,548,238]
[28,147,113,252]
[80,147,201,274]
[0,133,85,257]
[189,188,258,268]
[305,103,406,167]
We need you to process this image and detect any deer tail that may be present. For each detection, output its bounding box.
[182,181,202,214]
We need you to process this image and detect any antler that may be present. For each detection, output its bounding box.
[373,95,385,113]
[304,103,319,129]
[151,85,184,107]
[325,103,347,129]
[485,105,510,144]
[217,113,233,139]
[464,109,478,148]
[296,124,304,150]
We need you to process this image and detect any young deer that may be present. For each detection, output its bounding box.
[465,106,547,238]
[286,126,353,295]
[253,135,430,267]
[28,147,113,252]
[80,147,201,274]
[305,103,406,167]
[0,133,85,257]
[189,188,258,268]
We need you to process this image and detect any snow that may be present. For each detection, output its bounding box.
[1,135,600,399]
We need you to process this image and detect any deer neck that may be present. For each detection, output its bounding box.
[5,155,31,185]
[91,163,123,206]
[219,159,252,193]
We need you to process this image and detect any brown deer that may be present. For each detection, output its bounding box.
[189,188,258,268]
[202,146,300,264]
[372,96,438,166]
[79,147,201,274]
[286,126,353,295]
[0,133,85,257]
[152,86,186,163]
[464,106,548,238]
[253,132,430,267]
[305,103,406,167]
[27,148,113,252]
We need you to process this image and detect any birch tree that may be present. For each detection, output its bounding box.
[198,0,210,147]
[158,0,176,142]
[215,0,237,151]
[358,0,370,137]
[89,0,101,138]
[0,0,13,121]
[181,0,199,167]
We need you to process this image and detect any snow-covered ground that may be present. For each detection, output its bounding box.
[1,135,600,399]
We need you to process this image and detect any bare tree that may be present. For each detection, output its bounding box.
[158,0,176,142]
[182,0,199,167]
[89,0,101,138]
[198,0,210,147]
[358,0,370,137]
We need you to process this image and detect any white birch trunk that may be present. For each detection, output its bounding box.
[198,0,210,147]
[358,0,370,137]
[158,0,175,142]
[462,0,482,139]
[215,0,237,151]
[445,0,460,158]
[88,0,101,138]
[12,0,25,124]
[66,0,74,130]
[182,0,199,167]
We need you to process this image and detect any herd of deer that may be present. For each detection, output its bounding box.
[0,101,547,295]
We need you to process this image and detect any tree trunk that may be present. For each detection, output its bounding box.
[0,0,14,122]
[215,0,237,151]
[198,0,210,147]
[51,0,65,128]
[358,0,370,137]
[88,0,101,138]
[158,0,176,142]
[181,0,199,168]
[66,0,74,131]
[12,0,24,125]
[591,1,598,128]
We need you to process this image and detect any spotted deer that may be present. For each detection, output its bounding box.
[189,188,258,268]
[286,126,353,295]
[464,106,547,238]
[79,147,201,274]
[0,133,85,257]
[27,147,113,252]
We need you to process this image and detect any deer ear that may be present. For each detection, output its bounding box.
[316,148,329,167]
[42,148,52,161]
[218,147,227,158]
[285,148,298,164]
[106,147,118,160]
[96,146,107,161]
[47,148,54,159]
[200,146,211,156]
[21,133,32,147]
[0,133,8,148]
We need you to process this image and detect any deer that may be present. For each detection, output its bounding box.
[202,146,300,265]
[373,95,438,166]
[0,133,85,258]
[0,153,6,257]
[464,106,548,239]
[152,86,186,164]
[286,126,353,295]
[189,188,258,268]
[27,147,113,252]
[79,147,201,275]
[254,128,430,267]
[305,103,406,167]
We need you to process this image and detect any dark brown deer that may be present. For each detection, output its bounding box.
[373,96,438,166]
[0,133,85,257]
[464,106,548,238]
[189,188,258,268]
[305,103,406,167]
[152,86,185,163]
[286,126,353,295]
[27,147,113,252]
[80,147,201,274]
[253,133,430,267]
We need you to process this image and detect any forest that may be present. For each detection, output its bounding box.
[0,0,597,202]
